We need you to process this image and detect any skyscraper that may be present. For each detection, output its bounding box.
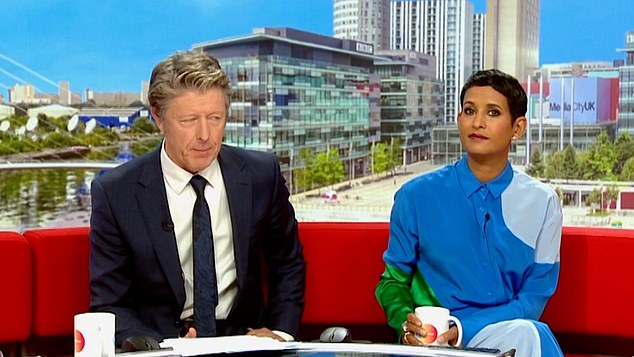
[59,81,71,105]
[485,0,540,80]
[8,83,37,104]
[333,0,391,50]
[472,12,486,72]
[391,0,475,123]
[617,30,634,136]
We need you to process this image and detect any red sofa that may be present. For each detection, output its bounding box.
[22,227,91,338]
[1,223,634,356]
[0,231,32,346]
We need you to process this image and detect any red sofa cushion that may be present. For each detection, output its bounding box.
[23,227,91,337]
[298,221,389,325]
[542,226,634,339]
[0,231,32,342]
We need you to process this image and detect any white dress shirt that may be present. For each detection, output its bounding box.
[160,146,238,320]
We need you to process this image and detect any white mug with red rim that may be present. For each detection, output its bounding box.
[414,306,463,346]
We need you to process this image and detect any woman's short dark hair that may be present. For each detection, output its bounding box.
[460,69,527,122]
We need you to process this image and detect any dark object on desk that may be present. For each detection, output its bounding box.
[121,335,161,352]
[319,326,351,343]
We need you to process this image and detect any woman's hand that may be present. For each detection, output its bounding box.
[401,313,425,345]
[401,313,460,347]
[436,325,460,346]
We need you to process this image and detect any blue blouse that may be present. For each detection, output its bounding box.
[384,155,563,343]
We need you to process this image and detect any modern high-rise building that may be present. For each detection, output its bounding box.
[141,80,150,105]
[472,12,486,72]
[333,0,391,51]
[59,81,71,105]
[374,50,444,163]
[8,83,35,104]
[485,0,540,80]
[391,0,475,123]
[7,83,51,105]
[85,88,94,104]
[617,30,634,137]
[191,27,385,189]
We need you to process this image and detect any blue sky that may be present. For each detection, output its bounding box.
[0,0,631,94]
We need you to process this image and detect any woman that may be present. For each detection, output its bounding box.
[376,69,564,356]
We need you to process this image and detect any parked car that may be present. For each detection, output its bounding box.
[320,189,338,203]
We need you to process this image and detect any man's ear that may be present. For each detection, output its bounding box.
[150,107,164,133]
[512,116,527,139]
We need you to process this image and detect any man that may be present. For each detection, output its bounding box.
[89,51,305,348]
[376,69,563,356]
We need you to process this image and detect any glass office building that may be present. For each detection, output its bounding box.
[192,28,384,192]
[374,50,444,163]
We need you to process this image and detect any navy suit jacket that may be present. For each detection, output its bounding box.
[89,144,305,346]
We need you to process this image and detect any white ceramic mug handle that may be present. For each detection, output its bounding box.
[448,316,463,347]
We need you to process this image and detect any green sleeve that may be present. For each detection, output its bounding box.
[375,263,441,340]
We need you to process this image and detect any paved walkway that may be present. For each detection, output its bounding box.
[293,161,634,229]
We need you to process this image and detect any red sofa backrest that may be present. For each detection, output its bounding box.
[23,227,91,337]
[298,221,389,325]
[17,222,391,338]
[541,226,634,339]
[14,223,634,347]
[0,231,32,343]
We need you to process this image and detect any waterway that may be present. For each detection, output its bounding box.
[0,169,98,231]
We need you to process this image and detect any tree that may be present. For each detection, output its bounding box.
[526,147,545,177]
[129,116,159,134]
[544,150,564,179]
[131,138,162,156]
[562,144,580,179]
[620,157,634,181]
[605,185,620,210]
[294,148,315,191]
[585,188,602,213]
[312,148,345,186]
[614,132,634,175]
[579,130,616,180]
[372,142,390,174]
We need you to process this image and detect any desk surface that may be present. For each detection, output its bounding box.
[117,337,507,357]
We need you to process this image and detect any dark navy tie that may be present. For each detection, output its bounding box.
[190,175,218,336]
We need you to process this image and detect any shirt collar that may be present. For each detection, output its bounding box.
[160,142,222,194]
[456,155,513,199]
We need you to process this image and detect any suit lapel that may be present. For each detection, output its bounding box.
[218,146,252,290]
[136,149,186,305]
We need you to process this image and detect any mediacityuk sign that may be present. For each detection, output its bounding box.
[548,77,612,124]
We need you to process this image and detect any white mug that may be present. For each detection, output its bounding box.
[74,312,115,357]
[414,306,463,346]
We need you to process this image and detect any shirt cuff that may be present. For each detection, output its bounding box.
[272,330,294,342]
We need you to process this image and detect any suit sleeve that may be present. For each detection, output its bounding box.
[260,155,306,338]
[89,178,163,344]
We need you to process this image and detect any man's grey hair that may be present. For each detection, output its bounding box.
[148,51,231,117]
